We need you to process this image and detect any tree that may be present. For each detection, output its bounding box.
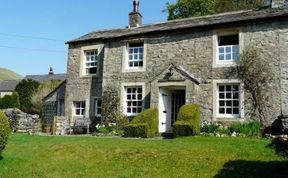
[31,80,62,115]
[0,92,20,109]
[165,0,216,20]
[236,48,274,126]
[165,0,264,20]
[15,79,40,113]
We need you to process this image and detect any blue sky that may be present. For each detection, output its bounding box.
[0,0,176,76]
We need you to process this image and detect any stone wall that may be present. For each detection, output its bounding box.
[65,42,104,122]
[4,108,41,133]
[66,19,288,124]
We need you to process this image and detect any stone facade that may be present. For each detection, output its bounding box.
[64,6,288,131]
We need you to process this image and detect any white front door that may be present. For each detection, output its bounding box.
[159,88,172,133]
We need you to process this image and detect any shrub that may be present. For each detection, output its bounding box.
[0,92,20,109]
[173,120,195,136]
[229,121,261,136]
[0,110,10,157]
[124,108,158,138]
[15,79,40,114]
[201,123,220,133]
[271,136,288,157]
[173,104,200,136]
[123,123,149,138]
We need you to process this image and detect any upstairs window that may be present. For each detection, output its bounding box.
[218,34,239,63]
[84,50,98,75]
[128,42,144,69]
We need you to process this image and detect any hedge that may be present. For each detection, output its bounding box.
[0,110,10,157]
[123,123,149,138]
[124,108,158,138]
[173,104,200,136]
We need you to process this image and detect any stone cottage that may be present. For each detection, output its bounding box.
[58,0,288,133]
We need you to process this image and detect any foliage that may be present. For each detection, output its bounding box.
[0,110,10,157]
[201,123,221,133]
[165,0,215,20]
[0,92,20,109]
[95,123,124,136]
[31,80,62,115]
[173,120,196,136]
[165,0,264,20]
[123,123,149,138]
[0,134,286,177]
[15,79,40,114]
[236,48,274,126]
[229,121,261,136]
[124,108,158,138]
[173,104,200,136]
[101,86,128,128]
[271,137,288,157]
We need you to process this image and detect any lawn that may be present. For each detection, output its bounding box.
[0,134,287,178]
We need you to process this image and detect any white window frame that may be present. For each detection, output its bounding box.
[122,40,146,73]
[73,101,86,116]
[121,82,145,116]
[84,50,98,75]
[213,29,242,68]
[80,45,102,77]
[94,98,102,117]
[213,79,244,121]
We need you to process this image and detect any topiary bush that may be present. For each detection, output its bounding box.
[0,92,20,109]
[0,110,10,157]
[123,108,158,138]
[173,104,200,136]
[123,123,149,138]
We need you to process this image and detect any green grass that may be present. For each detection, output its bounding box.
[0,134,287,178]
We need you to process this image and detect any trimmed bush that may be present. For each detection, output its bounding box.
[0,110,10,157]
[123,123,149,138]
[173,104,200,136]
[0,92,20,109]
[229,121,261,136]
[124,108,158,138]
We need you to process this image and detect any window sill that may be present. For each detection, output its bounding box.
[213,62,237,68]
[79,74,98,78]
[122,68,146,73]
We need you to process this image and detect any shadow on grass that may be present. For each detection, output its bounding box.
[0,156,3,160]
[214,160,288,178]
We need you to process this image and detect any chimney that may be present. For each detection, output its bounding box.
[49,67,54,75]
[129,0,142,28]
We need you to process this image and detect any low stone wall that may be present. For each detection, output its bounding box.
[53,116,71,135]
[4,108,41,133]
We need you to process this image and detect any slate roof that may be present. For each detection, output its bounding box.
[67,7,288,44]
[25,73,66,83]
[0,80,20,92]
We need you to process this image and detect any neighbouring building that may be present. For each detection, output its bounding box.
[0,80,20,98]
[51,0,288,134]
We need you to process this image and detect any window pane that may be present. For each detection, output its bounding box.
[225,47,231,53]
[226,54,231,60]
[219,93,225,99]
[219,47,224,53]
[219,85,225,91]
[127,88,132,93]
[220,101,225,106]
[233,108,239,114]
[134,48,138,53]
[226,85,232,91]
[226,101,232,107]
[219,108,225,114]
[127,108,131,113]
[219,54,225,60]
[226,93,232,99]
[226,108,232,114]
[233,93,239,99]
[129,48,133,54]
[233,100,239,107]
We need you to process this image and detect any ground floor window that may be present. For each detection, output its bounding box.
[94,99,102,117]
[218,84,240,117]
[125,86,143,115]
[73,101,85,116]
